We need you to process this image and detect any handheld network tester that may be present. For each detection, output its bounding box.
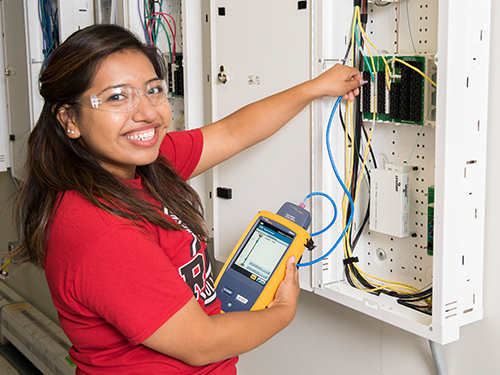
[214,202,312,312]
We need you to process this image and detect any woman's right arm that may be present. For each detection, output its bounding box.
[142,256,299,366]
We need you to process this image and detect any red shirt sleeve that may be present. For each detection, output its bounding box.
[160,129,203,180]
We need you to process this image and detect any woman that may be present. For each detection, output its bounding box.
[13,24,361,374]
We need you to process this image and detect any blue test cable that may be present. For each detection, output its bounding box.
[297,97,355,268]
[301,192,337,237]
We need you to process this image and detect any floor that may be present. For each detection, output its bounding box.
[0,344,43,375]
[0,355,18,375]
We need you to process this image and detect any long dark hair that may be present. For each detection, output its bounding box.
[12,24,207,267]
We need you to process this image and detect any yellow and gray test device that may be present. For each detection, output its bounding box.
[214,202,312,312]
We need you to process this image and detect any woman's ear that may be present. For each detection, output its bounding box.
[56,105,81,139]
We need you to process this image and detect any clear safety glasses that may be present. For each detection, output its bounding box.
[77,79,168,112]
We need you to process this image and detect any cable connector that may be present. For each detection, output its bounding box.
[305,238,316,251]
[299,201,306,209]
[360,13,368,24]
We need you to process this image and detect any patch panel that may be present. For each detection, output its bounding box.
[361,55,436,126]
[361,70,372,113]
[166,53,184,98]
[376,70,389,114]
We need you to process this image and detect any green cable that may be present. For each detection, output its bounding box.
[355,22,375,82]
[144,16,173,63]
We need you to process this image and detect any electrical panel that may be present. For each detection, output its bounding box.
[209,0,490,344]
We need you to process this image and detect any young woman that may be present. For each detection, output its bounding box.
[13,24,361,374]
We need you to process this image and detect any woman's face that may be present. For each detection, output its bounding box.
[64,51,172,179]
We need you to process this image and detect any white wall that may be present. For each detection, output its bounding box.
[236,2,500,374]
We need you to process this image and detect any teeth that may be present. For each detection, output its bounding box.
[124,128,155,141]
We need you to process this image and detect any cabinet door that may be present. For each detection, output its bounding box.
[209,0,312,267]
[1,0,31,178]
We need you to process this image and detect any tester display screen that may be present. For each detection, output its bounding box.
[230,221,293,286]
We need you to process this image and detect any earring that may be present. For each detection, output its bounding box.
[67,129,75,134]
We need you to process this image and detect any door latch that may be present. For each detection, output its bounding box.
[217,65,227,84]
[5,66,15,76]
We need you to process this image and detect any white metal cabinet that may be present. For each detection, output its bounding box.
[1,0,31,179]
[311,0,489,344]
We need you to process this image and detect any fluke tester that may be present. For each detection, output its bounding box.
[214,202,312,312]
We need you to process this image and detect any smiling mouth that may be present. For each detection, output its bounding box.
[124,128,156,141]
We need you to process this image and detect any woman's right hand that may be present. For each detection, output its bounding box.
[267,256,300,326]
[311,63,362,102]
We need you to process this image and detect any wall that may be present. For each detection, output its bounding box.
[0,1,498,374]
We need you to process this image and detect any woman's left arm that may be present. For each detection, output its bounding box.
[190,64,362,178]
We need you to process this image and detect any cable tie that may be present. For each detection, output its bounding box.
[343,256,359,265]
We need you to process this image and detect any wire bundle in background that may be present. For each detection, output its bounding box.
[38,0,59,71]
[139,0,178,64]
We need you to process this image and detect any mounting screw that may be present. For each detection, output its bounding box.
[376,248,387,261]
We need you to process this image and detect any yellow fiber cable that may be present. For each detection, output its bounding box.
[389,57,437,87]
[354,266,421,293]
[342,102,354,260]
[355,9,392,89]
[358,283,420,294]
[344,5,357,260]
[355,8,377,84]
[344,86,420,295]
[345,120,375,274]
[341,8,423,297]
[350,7,357,68]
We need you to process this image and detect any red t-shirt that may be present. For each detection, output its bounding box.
[44,129,238,374]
